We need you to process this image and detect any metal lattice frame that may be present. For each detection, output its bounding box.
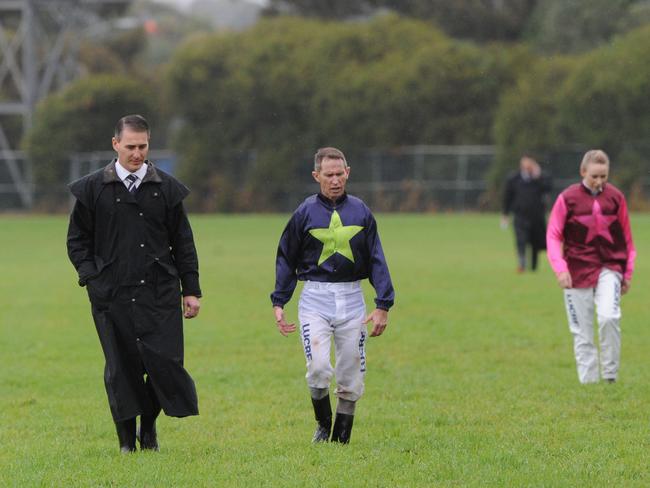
[0,0,130,207]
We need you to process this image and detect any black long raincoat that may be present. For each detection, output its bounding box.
[67,161,201,422]
[503,171,553,251]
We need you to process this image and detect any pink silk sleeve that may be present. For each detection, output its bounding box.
[617,197,636,281]
[546,194,569,276]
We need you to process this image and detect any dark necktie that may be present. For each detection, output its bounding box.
[125,174,138,193]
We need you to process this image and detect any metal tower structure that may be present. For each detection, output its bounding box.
[0,0,131,207]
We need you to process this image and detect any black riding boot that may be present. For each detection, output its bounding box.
[137,410,160,451]
[331,413,354,444]
[311,395,332,443]
[137,375,161,451]
[115,418,136,453]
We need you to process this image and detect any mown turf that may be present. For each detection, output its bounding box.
[1,213,649,487]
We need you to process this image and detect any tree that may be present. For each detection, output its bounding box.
[492,25,650,200]
[264,0,539,41]
[381,0,538,41]
[24,75,156,205]
[524,0,650,53]
[492,55,575,182]
[555,25,650,190]
[166,15,527,210]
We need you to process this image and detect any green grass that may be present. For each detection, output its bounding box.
[1,213,649,487]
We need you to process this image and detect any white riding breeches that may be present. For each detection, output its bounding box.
[563,268,622,384]
[298,281,367,402]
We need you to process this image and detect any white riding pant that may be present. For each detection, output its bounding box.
[563,268,622,384]
[298,281,367,402]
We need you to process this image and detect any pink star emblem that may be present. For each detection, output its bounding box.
[575,200,617,244]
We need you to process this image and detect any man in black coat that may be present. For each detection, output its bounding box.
[502,154,552,272]
[67,114,202,453]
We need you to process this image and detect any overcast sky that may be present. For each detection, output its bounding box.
[155,0,267,10]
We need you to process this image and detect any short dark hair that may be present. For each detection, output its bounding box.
[115,114,150,140]
[314,147,347,171]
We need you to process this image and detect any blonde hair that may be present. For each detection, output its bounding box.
[580,149,610,171]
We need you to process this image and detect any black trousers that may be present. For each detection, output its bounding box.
[513,215,546,270]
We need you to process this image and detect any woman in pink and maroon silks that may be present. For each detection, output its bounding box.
[546,149,636,384]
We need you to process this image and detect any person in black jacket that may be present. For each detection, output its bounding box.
[502,154,552,272]
[67,115,201,453]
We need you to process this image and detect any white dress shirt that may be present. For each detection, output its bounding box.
[115,160,148,190]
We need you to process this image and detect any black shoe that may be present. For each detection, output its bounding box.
[115,418,136,453]
[137,419,159,451]
[311,395,332,443]
[331,413,354,444]
[605,378,616,384]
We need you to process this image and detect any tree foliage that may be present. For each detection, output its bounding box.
[381,0,538,41]
[556,26,650,150]
[264,0,538,41]
[492,56,575,181]
[166,15,528,211]
[22,5,650,211]
[24,75,156,190]
[265,0,650,50]
[493,25,650,195]
[555,25,650,190]
[524,0,650,53]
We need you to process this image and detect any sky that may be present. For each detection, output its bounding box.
[155,0,267,10]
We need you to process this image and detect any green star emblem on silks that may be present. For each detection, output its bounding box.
[309,211,363,266]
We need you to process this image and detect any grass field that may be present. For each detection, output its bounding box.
[1,213,649,487]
